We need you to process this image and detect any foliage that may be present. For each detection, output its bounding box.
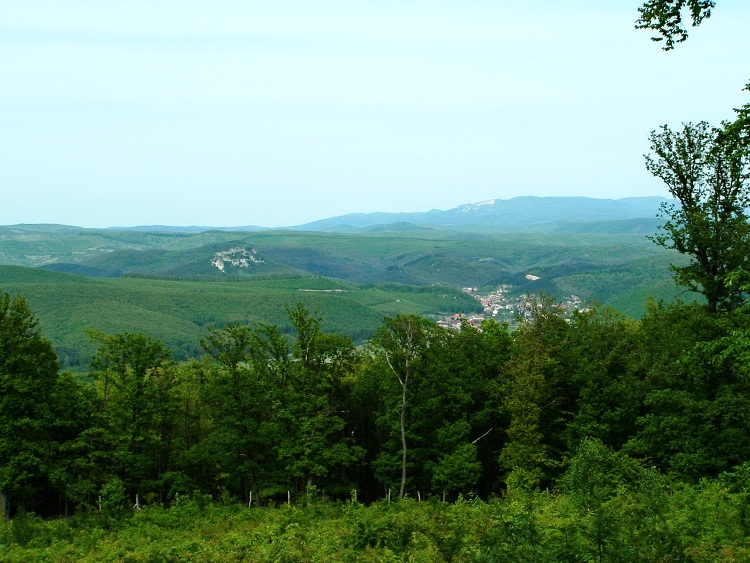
[562,307,643,452]
[3,232,750,558]
[83,331,178,503]
[0,266,490,370]
[636,0,715,49]
[499,295,572,487]
[646,121,750,313]
[5,282,750,510]
[3,485,750,561]
[0,289,86,516]
[369,314,444,498]
[5,1,750,557]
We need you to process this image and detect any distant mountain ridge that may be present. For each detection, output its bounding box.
[18,196,666,233]
[294,196,671,232]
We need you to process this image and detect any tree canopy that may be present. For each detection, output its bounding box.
[0,291,82,516]
[636,0,716,49]
[646,120,750,312]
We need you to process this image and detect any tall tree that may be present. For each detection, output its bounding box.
[624,301,750,480]
[197,307,364,502]
[370,315,442,498]
[198,323,281,502]
[0,291,79,516]
[278,303,364,495]
[563,307,644,453]
[87,331,176,500]
[499,296,572,488]
[646,120,750,313]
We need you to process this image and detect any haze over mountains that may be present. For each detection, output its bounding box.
[296,196,670,233]
[102,196,671,233]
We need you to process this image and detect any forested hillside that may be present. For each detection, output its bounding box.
[0,223,677,296]
[0,223,694,372]
[0,265,485,371]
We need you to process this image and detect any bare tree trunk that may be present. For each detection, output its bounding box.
[1,490,8,520]
[399,378,408,498]
[380,316,423,500]
[398,327,413,499]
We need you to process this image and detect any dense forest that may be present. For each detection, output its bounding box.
[3,283,750,559]
[3,0,750,559]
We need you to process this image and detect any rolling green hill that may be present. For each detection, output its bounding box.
[0,220,698,370]
[0,265,482,370]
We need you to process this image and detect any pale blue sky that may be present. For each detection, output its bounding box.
[2,1,749,227]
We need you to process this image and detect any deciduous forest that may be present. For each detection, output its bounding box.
[4,284,750,560]
[3,0,750,560]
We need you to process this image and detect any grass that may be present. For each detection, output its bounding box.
[1,484,748,562]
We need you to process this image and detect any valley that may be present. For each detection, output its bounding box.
[0,197,698,371]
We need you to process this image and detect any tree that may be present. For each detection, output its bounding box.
[0,290,81,516]
[279,303,364,496]
[499,296,572,488]
[429,319,512,499]
[646,120,750,313]
[370,315,443,498]
[198,324,279,502]
[87,331,176,500]
[196,306,364,502]
[620,300,750,480]
[636,0,716,50]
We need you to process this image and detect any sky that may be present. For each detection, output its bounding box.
[2,1,749,228]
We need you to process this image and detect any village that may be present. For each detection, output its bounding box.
[437,278,586,330]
